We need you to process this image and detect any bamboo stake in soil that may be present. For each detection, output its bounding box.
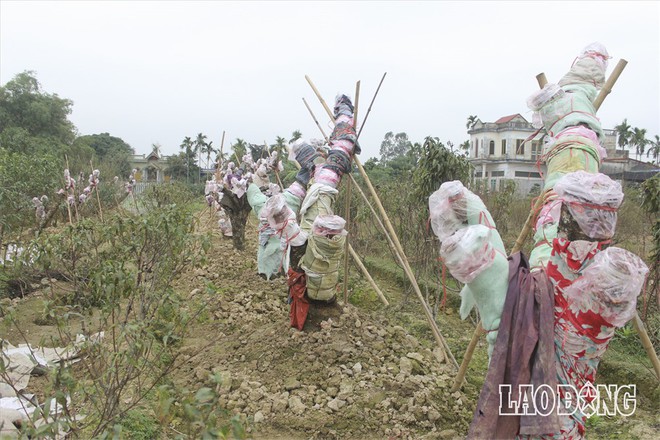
[348,244,389,306]
[343,81,360,304]
[264,141,284,190]
[632,314,660,380]
[304,75,458,369]
[216,130,226,181]
[64,155,73,225]
[91,160,104,223]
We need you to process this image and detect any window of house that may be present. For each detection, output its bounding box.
[514,171,541,178]
[491,179,497,191]
[489,140,495,156]
[516,139,525,155]
[491,170,505,177]
[474,140,478,158]
[501,139,506,155]
[531,141,542,161]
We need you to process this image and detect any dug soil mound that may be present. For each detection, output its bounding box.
[174,219,473,439]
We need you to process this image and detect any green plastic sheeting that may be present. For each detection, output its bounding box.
[543,135,601,191]
[247,184,302,280]
[301,232,345,301]
[538,84,604,141]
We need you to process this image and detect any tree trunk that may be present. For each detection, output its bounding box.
[220,189,252,251]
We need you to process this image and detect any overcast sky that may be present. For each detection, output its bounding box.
[1,1,658,160]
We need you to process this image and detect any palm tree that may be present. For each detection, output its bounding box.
[460,140,470,154]
[274,136,287,157]
[194,133,208,183]
[202,141,215,170]
[466,115,478,130]
[232,138,248,163]
[289,130,302,143]
[631,127,648,160]
[180,136,194,183]
[646,134,660,165]
[614,119,632,151]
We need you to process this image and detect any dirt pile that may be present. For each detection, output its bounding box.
[175,226,473,439]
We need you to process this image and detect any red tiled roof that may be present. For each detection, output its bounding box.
[494,114,525,124]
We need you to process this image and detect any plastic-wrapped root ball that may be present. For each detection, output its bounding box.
[554,171,623,240]
[266,183,281,196]
[579,42,610,68]
[440,225,496,284]
[312,215,348,237]
[559,42,610,88]
[563,247,648,327]
[527,83,565,112]
[428,180,474,241]
[288,139,305,162]
[230,177,248,198]
[260,194,306,247]
[205,179,217,195]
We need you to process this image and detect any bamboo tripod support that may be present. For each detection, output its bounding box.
[302,95,406,307]
[290,160,389,307]
[304,75,459,369]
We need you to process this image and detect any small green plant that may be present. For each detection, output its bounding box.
[156,373,245,439]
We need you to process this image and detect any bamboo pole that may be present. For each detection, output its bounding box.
[304,75,458,369]
[536,73,548,88]
[593,59,627,111]
[357,72,387,139]
[305,75,334,122]
[303,98,330,143]
[264,141,284,190]
[450,322,485,392]
[632,314,660,380]
[348,244,389,306]
[91,160,104,223]
[216,130,226,181]
[64,155,73,225]
[343,81,360,304]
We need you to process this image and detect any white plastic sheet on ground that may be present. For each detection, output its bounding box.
[0,333,102,437]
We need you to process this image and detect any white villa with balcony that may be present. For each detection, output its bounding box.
[467,114,619,195]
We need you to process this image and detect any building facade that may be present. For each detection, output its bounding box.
[128,150,171,183]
